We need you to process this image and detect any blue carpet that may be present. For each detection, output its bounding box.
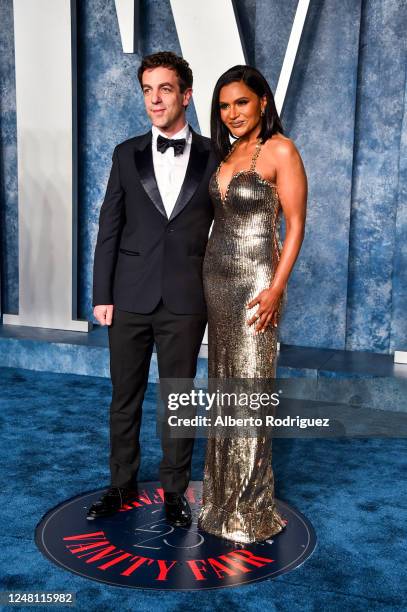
[0,367,406,611]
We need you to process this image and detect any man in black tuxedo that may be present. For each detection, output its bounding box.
[87,52,216,526]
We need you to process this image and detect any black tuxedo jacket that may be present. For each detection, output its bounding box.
[92,128,217,314]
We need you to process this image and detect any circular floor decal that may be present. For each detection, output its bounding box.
[35,481,316,590]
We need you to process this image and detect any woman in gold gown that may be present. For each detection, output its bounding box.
[198,66,307,544]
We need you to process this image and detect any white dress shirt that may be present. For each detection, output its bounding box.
[151,123,192,218]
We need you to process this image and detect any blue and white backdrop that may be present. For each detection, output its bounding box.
[0,0,406,354]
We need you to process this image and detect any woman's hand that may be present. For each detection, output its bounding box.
[246,287,283,334]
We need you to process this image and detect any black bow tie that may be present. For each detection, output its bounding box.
[156,134,186,156]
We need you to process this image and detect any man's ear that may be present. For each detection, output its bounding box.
[183,87,193,108]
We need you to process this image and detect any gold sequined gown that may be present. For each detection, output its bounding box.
[198,141,287,544]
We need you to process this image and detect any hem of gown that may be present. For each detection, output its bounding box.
[198,500,286,544]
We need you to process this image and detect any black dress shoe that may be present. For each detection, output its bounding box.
[87,486,137,520]
[164,493,192,527]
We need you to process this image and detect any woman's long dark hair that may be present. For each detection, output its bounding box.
[211,65,284,159]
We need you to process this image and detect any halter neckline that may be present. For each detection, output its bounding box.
[225,138,262,172]
[215,139,279,205]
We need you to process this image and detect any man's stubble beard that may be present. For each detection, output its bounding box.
[150,108,186,132]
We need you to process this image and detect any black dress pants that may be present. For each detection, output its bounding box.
[107,300,207,493]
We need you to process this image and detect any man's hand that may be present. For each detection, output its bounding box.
[94,305,114,326]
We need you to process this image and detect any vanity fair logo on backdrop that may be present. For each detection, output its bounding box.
[35,482,316,590]
[6,0,309,332]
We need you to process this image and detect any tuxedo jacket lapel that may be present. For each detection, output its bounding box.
[134,128,210,222]
[134,132,168,219]
[169,130,210,221]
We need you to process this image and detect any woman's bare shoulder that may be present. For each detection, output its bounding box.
[263,132,298,159]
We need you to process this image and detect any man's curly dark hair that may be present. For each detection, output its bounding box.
[137,51,193,93]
